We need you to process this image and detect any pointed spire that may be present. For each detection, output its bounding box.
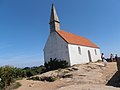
[50,4,60,23]
[49,4,60,33]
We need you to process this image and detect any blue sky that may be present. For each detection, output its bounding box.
[0,0,120,67]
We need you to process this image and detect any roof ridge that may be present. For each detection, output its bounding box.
[56,30,99,48]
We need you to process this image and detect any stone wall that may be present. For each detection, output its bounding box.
[68,44,101,66]
[44,32,70,65]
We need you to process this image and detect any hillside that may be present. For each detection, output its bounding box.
[16,62,120,90]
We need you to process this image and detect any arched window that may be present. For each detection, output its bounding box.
[78,47,81,55]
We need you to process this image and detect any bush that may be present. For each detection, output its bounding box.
[0,66,16,89]
[45,58,69,71]
[23,65,46,77]
[0,66,26,89]
[0,65,46,89]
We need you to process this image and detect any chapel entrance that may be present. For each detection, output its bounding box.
[88,50,92,62]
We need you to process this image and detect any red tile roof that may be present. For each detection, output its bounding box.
[57,30,99,48]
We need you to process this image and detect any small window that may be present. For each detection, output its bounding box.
[78,47,81,55]
[95,49,97,55]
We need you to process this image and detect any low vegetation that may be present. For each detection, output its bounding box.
[0,65,45,89]
[23,65,45,77]
[45,58,69,71]
[0,58,69,89]
[0,66,24,90]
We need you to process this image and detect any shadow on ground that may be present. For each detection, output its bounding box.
[106,59,120,87]
[106,71,120,87]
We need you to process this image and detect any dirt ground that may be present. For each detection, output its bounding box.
[16,62,120,90]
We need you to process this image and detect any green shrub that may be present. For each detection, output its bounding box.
[0,66,16,89]
[0,65,46,89]
[45,58,69,71]
[0,66,25,89]
[23,65,46,77]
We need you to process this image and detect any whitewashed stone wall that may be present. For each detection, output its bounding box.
[44,32,101,66]
[68,44,101,66]
[44,32,70,65]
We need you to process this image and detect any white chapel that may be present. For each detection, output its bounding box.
[44,4,101,66]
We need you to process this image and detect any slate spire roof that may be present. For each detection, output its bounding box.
[49,4,60,32]
[49,4,60,24]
